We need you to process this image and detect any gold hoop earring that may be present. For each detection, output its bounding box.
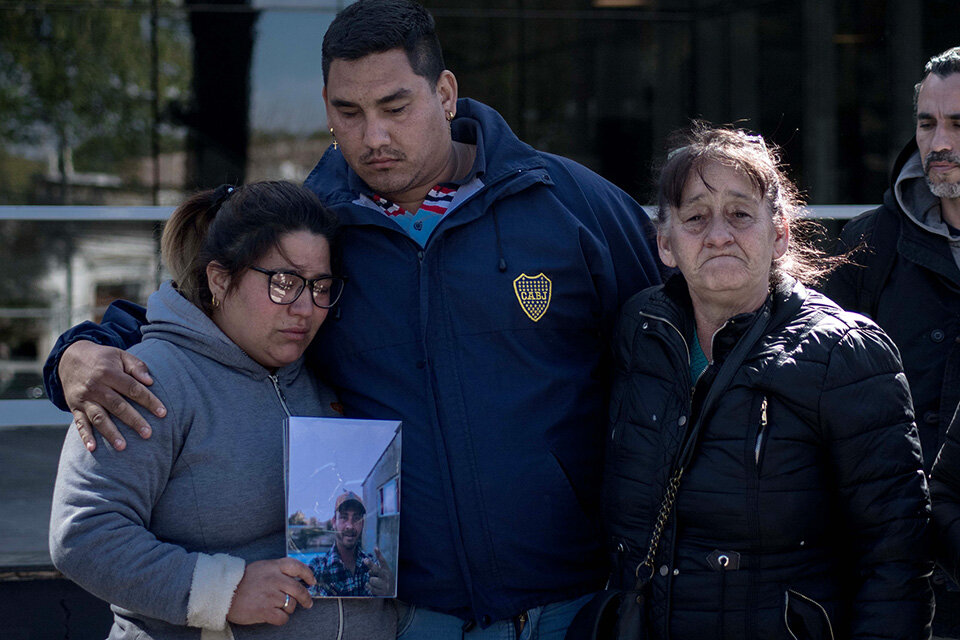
[212,294,220,309]
[446,111,455,122]
[329,128,339,150]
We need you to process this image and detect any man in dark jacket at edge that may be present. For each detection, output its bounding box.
[41,1,662,638]
[822,46,960,638]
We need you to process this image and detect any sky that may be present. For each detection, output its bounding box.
[287,416,401,521]
[249,1,354,134]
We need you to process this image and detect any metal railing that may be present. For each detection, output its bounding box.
[0,205,174,221]
[0,202,872,428]
[0,400,70,429]
[0,204,873,221]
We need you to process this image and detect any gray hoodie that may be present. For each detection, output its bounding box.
[50,281,396,640]
[894,150,960,266]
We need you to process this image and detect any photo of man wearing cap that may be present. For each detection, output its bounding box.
[309,491,394,597]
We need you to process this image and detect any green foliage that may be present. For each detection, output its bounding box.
[0,1,190,189]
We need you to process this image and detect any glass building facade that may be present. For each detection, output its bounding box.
[3,0,956,398]
[1,0,956,207]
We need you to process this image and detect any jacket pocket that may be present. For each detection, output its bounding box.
[783,589,835,640]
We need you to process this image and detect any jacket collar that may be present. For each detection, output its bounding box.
[645,274,804,364]
[892,140,956,241]
[450,98,547,184]
[887,137,960,283]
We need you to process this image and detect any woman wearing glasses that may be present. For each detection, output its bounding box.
[49,182,395,639]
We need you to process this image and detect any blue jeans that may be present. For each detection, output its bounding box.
[396,593,594,640]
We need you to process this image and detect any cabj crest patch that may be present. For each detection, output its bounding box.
[513,273,552,322]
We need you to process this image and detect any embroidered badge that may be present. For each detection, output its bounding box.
[513,273,552,322]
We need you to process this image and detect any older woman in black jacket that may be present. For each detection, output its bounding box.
[603,125,932,639]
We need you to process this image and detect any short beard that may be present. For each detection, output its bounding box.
[337,530,359,551]
[924,150,960,200]
[926,176,960,200]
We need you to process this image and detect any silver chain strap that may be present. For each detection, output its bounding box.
[636,467,685,579]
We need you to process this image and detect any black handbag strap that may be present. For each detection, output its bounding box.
[634,289,804,586]
[566,588,629,640]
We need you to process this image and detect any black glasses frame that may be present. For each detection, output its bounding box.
[249,266,346,309]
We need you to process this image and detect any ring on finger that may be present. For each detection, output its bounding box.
[283,593,291,609]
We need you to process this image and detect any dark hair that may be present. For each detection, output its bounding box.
[656,123,840,286]
[321,0,445,87]
[161,181,339,314]
[914,47,960,117]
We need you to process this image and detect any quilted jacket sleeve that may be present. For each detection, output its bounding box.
[931,405,960,583]
[818,325,933,639]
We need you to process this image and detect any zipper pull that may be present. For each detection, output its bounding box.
[754,396,768,464]
[269,374,293,417]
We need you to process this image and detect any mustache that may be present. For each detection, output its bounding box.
[360,149,406,163]
[925,150,960,166]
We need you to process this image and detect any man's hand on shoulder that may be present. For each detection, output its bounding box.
[59,340,167,452]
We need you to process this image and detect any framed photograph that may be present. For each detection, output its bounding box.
[285,416,401,598]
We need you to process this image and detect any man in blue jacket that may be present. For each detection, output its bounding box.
[45,1,661,637]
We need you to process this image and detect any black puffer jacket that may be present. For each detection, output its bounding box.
[604,275,932,640]
[931,405,960,582]
[821,139,960,473]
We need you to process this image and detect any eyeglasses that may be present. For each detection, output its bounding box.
[249,267,346,309]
